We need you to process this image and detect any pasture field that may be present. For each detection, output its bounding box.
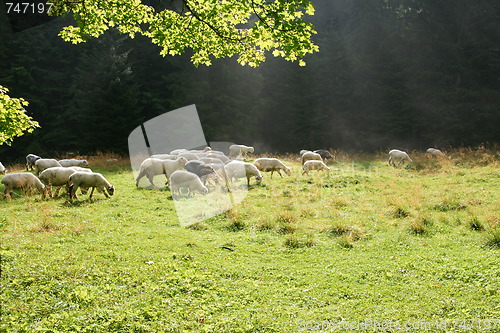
[1,149,499,332]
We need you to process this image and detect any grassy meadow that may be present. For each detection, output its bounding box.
[1,149,499,332]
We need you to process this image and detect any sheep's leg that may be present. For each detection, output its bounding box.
[278,170,283,178]
[135,170,145,187]
[69,185,78,200]
[89,187,95,199]
[147,174,155,187]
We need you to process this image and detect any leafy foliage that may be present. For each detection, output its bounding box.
[50,0,319,67]
[0,85,39,145]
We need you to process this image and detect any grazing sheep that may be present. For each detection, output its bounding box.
[426,148,445,157]
[26,154,42,171]
[35,158,62,175]
[184,160,217,185]
[225,161,262,186]
[302,160,330,175]
[68,172,114,200]
[58,159,89,167]
[135,157,188,187]
[39,167,91,198]
[253,158,291,179]
[169,170,208,198]
[388,149,412,167]
[1,172,45,199]
[229,144,254,159]
[0,162,6,175]
[313,150,334,160]
[301,151,323,165]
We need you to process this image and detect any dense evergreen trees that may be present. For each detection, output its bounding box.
[0,0,498,160]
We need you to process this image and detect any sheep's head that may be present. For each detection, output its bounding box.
[107,185,115,196]
[284,167,291,176]
[81,160,89,167]
[255,175,263,184]
[178,157,188,165]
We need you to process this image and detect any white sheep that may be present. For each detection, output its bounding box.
[169,170,209,198]
[135,157,188,187]
[39,167,91,198]
[299,150,311,156]
[301,151,323,165]
[68,172,114,200]
[302,160,330,175]
[1,172,45,199]
[26,154,42,171]
[225,161,262,185]
[0,162,6,175]
[229,144,254,159]
[426,148,445,157]
[35,158,61,175]
[253,158,291,179]
[58,159,89,167]
[388,149,412,167]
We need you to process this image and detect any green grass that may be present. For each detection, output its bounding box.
[1,151,499,332]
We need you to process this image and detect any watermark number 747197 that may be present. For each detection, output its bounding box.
[6,2,54,14]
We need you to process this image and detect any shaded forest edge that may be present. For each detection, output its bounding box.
[0,0,499,162]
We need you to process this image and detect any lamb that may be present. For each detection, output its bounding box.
[228,144,254,159]
[388,149,412,167]
[68,172,114,200]
[39,167,91,198]
[0,162,6,175]
[426,148,445,157]
[184,160,217,185]
[169,170,209,198]
[35,158,61,175]
[225,161,263,186]
[301,151,323,165]
[135,156,188,187]
[58,159,89,167]
[253,158,291,179]
[313,149,334,160]
[302,160,330,175]
[1,172,45,199]
[26,154,41,171]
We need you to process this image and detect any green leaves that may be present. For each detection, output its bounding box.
[50,0,318,67]
[0,85,40,145]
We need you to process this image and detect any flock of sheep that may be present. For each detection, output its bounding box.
[0,146,445,200]
[0,154,114,200]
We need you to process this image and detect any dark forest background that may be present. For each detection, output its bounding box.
[1,0,499,162]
